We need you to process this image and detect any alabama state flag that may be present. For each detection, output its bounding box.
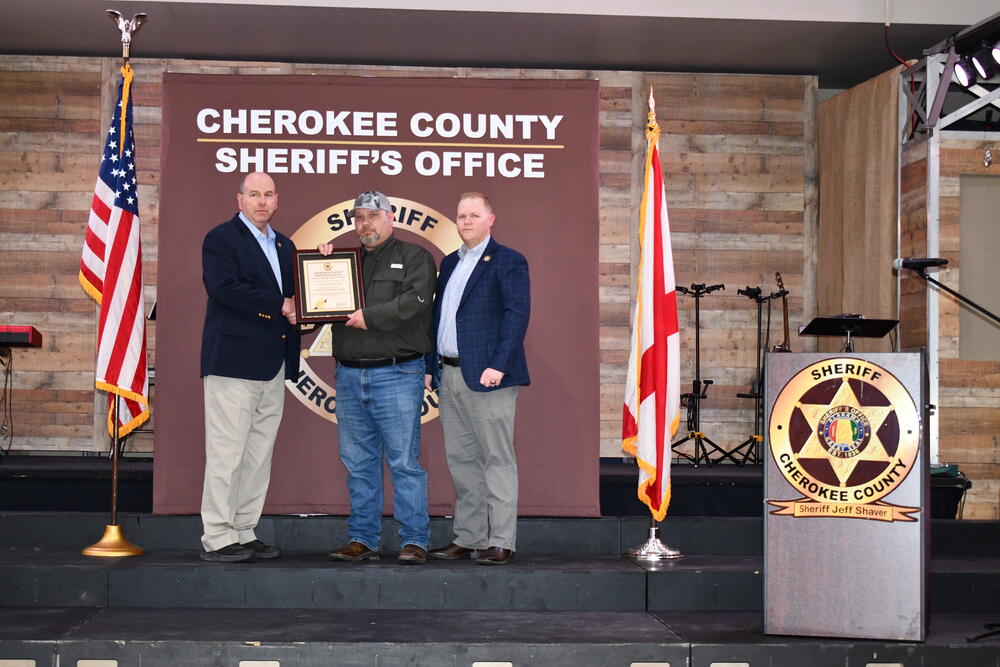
[621,91,681,521]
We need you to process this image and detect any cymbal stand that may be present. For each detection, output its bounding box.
[731,286,783,465]
[671,283,730,465]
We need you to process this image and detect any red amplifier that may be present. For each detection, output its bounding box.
[0,326,42,348]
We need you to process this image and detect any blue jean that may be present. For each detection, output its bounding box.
[335,357,429,550]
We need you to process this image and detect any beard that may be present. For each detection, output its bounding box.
[358,230,381,247]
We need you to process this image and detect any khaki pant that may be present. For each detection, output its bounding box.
[200,366,285,552]
[439,364,520,551]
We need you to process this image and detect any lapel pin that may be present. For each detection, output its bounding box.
[483,255,492,262]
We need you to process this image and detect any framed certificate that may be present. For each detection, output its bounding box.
[292,249,365,323]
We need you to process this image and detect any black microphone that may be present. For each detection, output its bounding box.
[893,257,949,271]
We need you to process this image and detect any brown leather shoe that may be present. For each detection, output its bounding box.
[328,541,380,561]
[428,542,477,560]
[475,546,513,565]
[397,544,427,565]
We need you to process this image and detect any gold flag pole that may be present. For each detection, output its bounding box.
[83,397,143,556]
[83,9,148,558]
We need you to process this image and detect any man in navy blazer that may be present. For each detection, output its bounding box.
[425,192,530,565]
[199,171,300,562]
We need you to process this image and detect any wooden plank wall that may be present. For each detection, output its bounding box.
[1,57,106,452]
[0,57,817,473]
[647,73,818,459]
[900,135,1000,519]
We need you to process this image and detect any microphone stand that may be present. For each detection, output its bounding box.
[731,286,783,465]
[671,283,731,465]
[906,268,1000,326]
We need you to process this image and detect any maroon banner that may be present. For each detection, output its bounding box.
[155,74,600,516]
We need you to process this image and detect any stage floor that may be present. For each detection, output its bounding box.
[1,518,999,665]
[0,460,992,665]
[1,607,998,666]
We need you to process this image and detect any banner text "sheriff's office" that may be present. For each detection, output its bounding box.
[197,108,565,179]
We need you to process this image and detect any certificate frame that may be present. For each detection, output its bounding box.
[291,249,365,323]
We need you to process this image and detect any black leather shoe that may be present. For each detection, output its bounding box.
[475,546,513,565]
[428,542,477,560]
[240,539,281,559]
[200,543,254,562]
[397,544,427,565]
[329,541,380,561]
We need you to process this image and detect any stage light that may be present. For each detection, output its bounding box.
[954,57,977,87]
[926,11,1000,87]
[971,43,997,79]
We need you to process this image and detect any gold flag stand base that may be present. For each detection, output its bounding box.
[82,524,144,557]
[626,525,683,561]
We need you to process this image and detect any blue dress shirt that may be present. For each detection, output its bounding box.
[436,235,490,358]
[239,212,282,292]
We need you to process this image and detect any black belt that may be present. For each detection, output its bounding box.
[339,352,423,369]
[441,356,460,367]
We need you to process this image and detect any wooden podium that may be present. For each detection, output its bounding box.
[764,352,928,641]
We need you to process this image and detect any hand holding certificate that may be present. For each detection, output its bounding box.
[291,249,365,323]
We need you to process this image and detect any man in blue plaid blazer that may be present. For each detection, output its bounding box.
[425,192,530,565]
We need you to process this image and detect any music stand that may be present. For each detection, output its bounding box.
[798,316,898,352]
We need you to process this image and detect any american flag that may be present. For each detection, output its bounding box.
[621,90,681,521]
[79,64,149,438]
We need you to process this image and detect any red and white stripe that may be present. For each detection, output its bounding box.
[92,182,147,433]
[80,192,108,301]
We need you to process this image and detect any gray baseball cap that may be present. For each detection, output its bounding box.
[352,190,393,213]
